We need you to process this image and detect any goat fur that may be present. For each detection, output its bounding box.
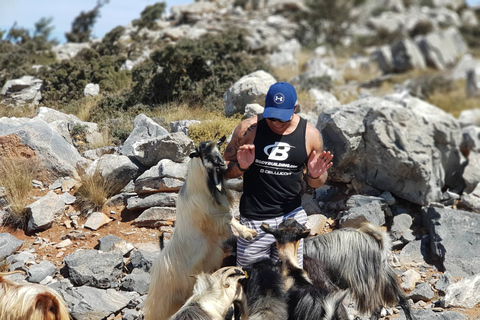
[143,137,257,320]
[170,266,247,320]
[302,219,414,320]
[0,271,70,320]
[240,257,289,320]
[261,220,348,320]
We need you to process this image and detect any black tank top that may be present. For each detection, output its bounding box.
[240,114,308,219]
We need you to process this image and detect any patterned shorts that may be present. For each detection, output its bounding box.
[236,207,307,268]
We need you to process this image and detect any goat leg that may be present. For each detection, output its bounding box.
[230,217,258,240]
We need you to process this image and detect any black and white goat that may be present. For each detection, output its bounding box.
[143,136,257,320]
[261,220,348,320]
[238,257,289,320]
[268,218,415,320]
[169,266,247,320]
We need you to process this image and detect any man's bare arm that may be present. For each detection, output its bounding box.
[224,117,257,179]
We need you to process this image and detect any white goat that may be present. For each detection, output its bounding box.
[170,266,247,320]
[0,271,70,320]
[143,136,257,320]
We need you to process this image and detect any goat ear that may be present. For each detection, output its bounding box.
[217,135,226,147]
[189,150,199,158]
[260,223,274,234]
[298,229,311,239]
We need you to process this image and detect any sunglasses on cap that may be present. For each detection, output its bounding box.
[266,117,291,123]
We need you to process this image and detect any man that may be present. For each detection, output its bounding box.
[224,82,333,267]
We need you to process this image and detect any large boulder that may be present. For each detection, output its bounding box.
[223,70,276,117]
[0,117,83,180]
[317,94,465,205]
[0,76,42,107]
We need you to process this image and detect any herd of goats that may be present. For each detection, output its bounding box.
[0,137,415,320]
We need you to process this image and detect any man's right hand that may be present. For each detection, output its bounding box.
[237,144,255,170]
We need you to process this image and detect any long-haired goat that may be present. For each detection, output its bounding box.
[261,221,348,320]
[276,218,415,320]
[0,271,70,320]
[169,266,247,320]
[143,136,257,320]
[239,257,289,320]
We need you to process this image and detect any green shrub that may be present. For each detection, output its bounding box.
[0,20,56,88]
[39,48,131,106]
[65,1,109,43]
[132,2,166,30]
[93,26,126,56]
[144,27,268,109]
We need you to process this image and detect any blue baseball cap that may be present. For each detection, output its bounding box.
[263,82,297,121]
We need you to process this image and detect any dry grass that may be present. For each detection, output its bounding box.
[296,89,318,113]
[427,79,480,118]
[342,63,382,84]
[0,259,9,272]
[75,169,115,215]
[188,114,242,151]
[76,96,102,122]
[0,104,38,118]
[0,157,38,227]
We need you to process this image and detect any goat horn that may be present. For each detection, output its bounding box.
[0,270,26,276]
[221,267,245,288]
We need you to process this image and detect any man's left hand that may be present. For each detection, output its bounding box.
[307,150,333,178]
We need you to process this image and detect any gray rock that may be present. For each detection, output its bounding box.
[0,117,83,179]
[126,193,178,210]
[121,269,151,294]
[121,113,169,157]
[1,76,42,106]
[422,207,480,277]
[127,249,159,273]
[84,83,100,97]
[134,159,188,194]
[26,191,66,232]
[65,286,135,320]
[411,309,466,320]
[132,207,176,228]
[408,282,435,302]
[391,213,413,240]
[223,70,276,117]
[0,234,25,261]
[435,272,456,294]
[318,95,464,206]
[442,274,480,308]
[132,132,194,167]
[85,154,142,195]
[27,260,57,283]
[170,119,201,136]
[399,239,427,265]
[98,235,134,256]
[340,200,386,227]
[63,249,124,288]
[7,251,35,271]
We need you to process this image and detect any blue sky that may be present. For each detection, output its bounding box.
[1,0,480,44]
[0,0,192,44]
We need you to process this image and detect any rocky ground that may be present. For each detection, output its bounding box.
[2,183,479,320]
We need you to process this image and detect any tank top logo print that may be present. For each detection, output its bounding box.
[263,141,294,161]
